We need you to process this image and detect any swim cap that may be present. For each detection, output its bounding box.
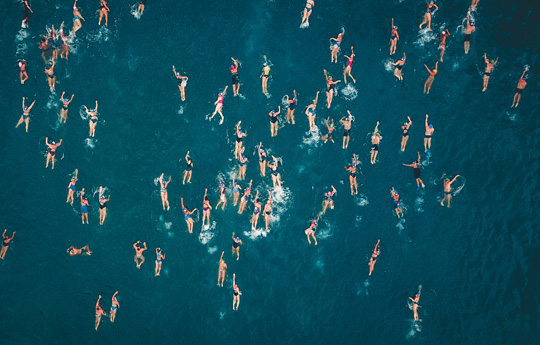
[219,92,222,96]
[346,117,350,121]
[24,106,27,110]
[490,60,495,64]
[220,183,224,186]
[470,20,475,26]
[393,25,398,29]
[376,132,381,136]
[90,109,95,112]
[444,178,450,182]
[433,69,437,73]
[64,98,68,102]
[429,124,433,129]
[314,220,318,225]
[19,62,22,67]
[401,57,405,61]
[236,237,240,241]
[230,65,235,70]
[403,122,408,126]
[271,110,275,114]
[330,123,334,128]
[52,141,56,145]
[239,130,243,134]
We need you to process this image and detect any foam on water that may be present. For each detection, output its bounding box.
[302,127,321,147]
[198,221,217,244]
[354,193,369,206]
[414,29,437,47]
[341,83,358,101]
[208,246,218,255]
[84,138,96,149]
[130,4,142,19]
[243,226,269,240]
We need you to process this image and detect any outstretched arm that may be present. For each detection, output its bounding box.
[450,175,460,184]
[374,121,379,133]
[520,68,528,79]
[425,114,429,128]
[233,273,236,286]
[417,151,421,161]
[220,251,224,262]
[314,91,319,104]
[373,239,380,253]
[95,100,98,112]
[96,295,101,308]
[391,18,394,29]
[424,64,431,73]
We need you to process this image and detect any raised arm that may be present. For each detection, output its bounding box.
[61,91,65,100]
[373,239,380,253]
[95,100,98,112]
[391,18,394,29]
[293,90,297,98]
[276,106,281,115]
[417,151,421,162]
[231,58,238,68]
[520,67,528,79]
[142,242,147,250]
[80,187,85,201]
[331,185,336,194]
[45,137,50,146]
[172,65,177,75]
[424,64,431,73]
[233,273,236,286]
[28,100,36,110]
[450,175,460,184]
[407,116,412,125]
[425,114,429,128]
[220,251,224,262]
[374,121,379,133]
[314,91,319,104]
[96,295,101,308]
[99,186,104,199]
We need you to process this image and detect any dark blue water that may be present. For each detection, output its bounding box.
[1,0,540,343]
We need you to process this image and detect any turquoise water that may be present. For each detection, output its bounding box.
[1,0,540,343]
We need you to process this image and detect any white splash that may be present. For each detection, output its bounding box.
[341,83,358,101]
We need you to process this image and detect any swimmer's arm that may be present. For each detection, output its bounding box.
[314,91,319,104]
[231,58,238,68]
[133,241,139,249]
[185,151,190,162]
[276,106,281,115]
[167,176,171,183]
[220,251,224,262]
[331,185,336,194]
[449,175,460,184]
[403,52,406,61]
[223,85,228,95]
[403,163,414,167]
[520,69,528,79]
[233,273,236,286]
[75,169,78,179]
[407,116,412,125]
[374,121,379,133]
[70,94,75,102]
[28,100,36,110]
[22,97,25,108]
[391,18,394,29]
[424,64,431,73]
[204,188,208,202]
[181,198,185,209]
[142,242,147,250]
[61,91,65,100]
[45,137,50,146]
[96,295,101,308]
[293,90,297,98]
[374,239,380,252]
[94,100,98,112]
[172,65,177,75]
[425,114,429,128]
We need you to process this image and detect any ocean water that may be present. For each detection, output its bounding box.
[1,0,540,344]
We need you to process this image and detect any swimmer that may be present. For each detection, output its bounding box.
[39,37,51,64]
[59,92,75,123]
[138,0,146,15]
[45,137,63,170]
[66,245,92,256]
[409,288,421,321]
[66,169,79,205]
[304,217,319,245]
[321,185,337,214]
[305,91,319,131]
[238,180,252,214]
[72,0,85,35]
[330,28,345,63]
[389,19,399,55]
[49,25,61,61]
[16,97,36,133]
[235,121,247,159]
[19,60,28,84]
[155,248,165,276]
[216,180,227,210]
[80,188,89,224]
[423,61,438,94]
[269,106,281,137]
[231,232,242,260]
[84,100,99,137]
[439,29,450,62]
[323,69,341,109]
[182,151,193,184]
[232,176,242,206]
[370,122,381,164]
[441,175,460,207]
[424,114,434,152]
[258,143,267,177]
[202,188,212,226]
[301,0,314,27]
[98,0,110,27]
[1,230,16,260]
[392,53,406,81]
[230,57,240,96]
[95,295,106,331]
[403,152,426,189]
[60,23,69,59]
[159,173,171,211]
[368,239,380,276]
[391,187,404,218]
[340,111,353,149]
[98,186,110,225]
[110,291,120,322]
[172,65,188,101]
[343,46,356,83]
[482,53,499,92]
[511,67,529,108]
[251,191,261,229]
[284,90,297,124]
[321,117,335,143]
[237,149,248,181]
[22,0,33,28]
[44,60,56,92]
[181,198,197,233]
[263,191,272,231]
[267,156,282,189]
[419,0,438,31]
[218,251,227,287]
[400,116,412,152]
[210,86,228,124]
[345,154,358,195]
[261,55,271,94]
[133,240,147,269]
[232,273,242,310]
[464,11,476,55]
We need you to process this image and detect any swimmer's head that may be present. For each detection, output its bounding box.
[330,123,334,128]
[19,62,23,67]
[220,183,224,187]
[376,132,381,136]
[24,106,27,110]
[271,110,275,114]
[403,122,408,126]
[444,178,450,182]
[263,62,268,67]
[218,92,223,96]
[433,69,438,73]
[314,220,318,225]
[393,25,398,29]
[470,20,475,26]
[51,141,56,145]
[429,124,433,129]
[490,60,495,64]
[90,109,95,112]
[63,98,68,102]
[230,65,235,70]
[401,57,405,61]
[239,129,243,134]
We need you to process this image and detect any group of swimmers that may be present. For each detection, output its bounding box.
[7,0,528,329]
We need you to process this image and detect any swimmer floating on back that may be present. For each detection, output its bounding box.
[330,28,345,63]
[301,0,315,27]
[345,154,358,196]
[305,91,319,132]
[261,55,271,95]
[368,239,380,276]
[441,175,460,208]
[424,114,434,153]
[210,86,228,125]
[19,60,28,84]
[230,58,240,96]
[218,251,227,287]
[60,92,75,123]
[400,116,412,152]
[304,217,319,245]
[463,11,476,55]
[323,69,341,109]
[67,245,92,256]
[133,240,147,269]
[98,0,110,27]
[16,97,36,133]
[155,248,165,276]
[84,100,99,137]
[80,188,89,224]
